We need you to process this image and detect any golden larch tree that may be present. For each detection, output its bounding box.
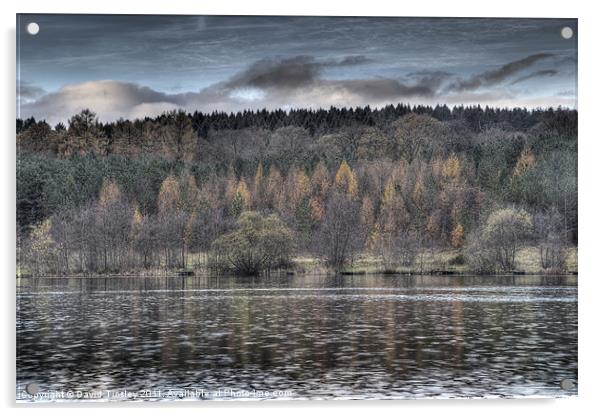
[130,203,143,238]
[513,148,536,178]
[335,160,358,199]
[382,176,397,206]
[443,154,462,185]
[253,162,265,207]
[235,179,252,210]
[412,173,425,207]
[311,161,330,197]
[293,169,311,204]
[451,223,465,248]
[98,179,121,208]
[158,174,180,214]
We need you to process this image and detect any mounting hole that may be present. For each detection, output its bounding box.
[561,26,573,40]
[560,379,574,390]
[26,22,40,36]
[25,382,40,395]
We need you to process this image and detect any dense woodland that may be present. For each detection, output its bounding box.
[16,104,577,276]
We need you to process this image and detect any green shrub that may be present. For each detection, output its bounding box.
[210,211,293,276]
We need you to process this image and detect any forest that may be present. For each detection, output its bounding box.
[16,104,578,276]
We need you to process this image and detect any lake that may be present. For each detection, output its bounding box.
[16,274,577,401]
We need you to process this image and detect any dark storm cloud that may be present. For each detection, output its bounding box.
[222,55,435,101]
[226,55,371,89]
[510,69,559,85]
[447,53,555,92]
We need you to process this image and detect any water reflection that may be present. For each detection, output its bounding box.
[16,275,577,401]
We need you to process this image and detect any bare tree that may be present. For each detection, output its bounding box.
[315,192,362,272]
[534,209,568,271]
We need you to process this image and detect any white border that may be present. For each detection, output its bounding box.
[2,1,599,415]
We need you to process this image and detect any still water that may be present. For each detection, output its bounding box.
[16,274,577,401]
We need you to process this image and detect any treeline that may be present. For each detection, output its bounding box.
[17,107,577,276]
[17,104,577,155]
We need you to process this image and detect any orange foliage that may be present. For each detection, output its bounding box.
[335,160,358,199]
[451,223,464,248]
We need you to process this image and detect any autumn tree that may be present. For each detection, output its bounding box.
[285,168,311,214]
[230,179,251,218]
[307,162,331,223]
[512,148,536,178]
[379,172,409,235]
[451,223,464,248]
[334,160,358,199]
[311,161,331,198]
[130,203,158,268]
[264,166,285,211]
[442,154,462,185]
[158,174,180,214]
[253,162,265,209]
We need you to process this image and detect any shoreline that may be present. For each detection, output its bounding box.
[17,270,578,279]
[16,246,578,280]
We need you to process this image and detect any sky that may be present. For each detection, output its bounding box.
[16,14,577,125]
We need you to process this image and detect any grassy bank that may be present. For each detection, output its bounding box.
[18,246,577,278]
[295,246,578,276]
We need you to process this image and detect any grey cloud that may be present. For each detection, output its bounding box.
[333,56,372,66]
[406,70,453,91]
[227,56,321,89]
[222,55,436,103]
[510,69,559,85]
[21,80,182,123]
[226,55,370,89]
[447,53,554,92]
[328,78,435,100]
[18,81,46,100]
[20,53,566,125]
